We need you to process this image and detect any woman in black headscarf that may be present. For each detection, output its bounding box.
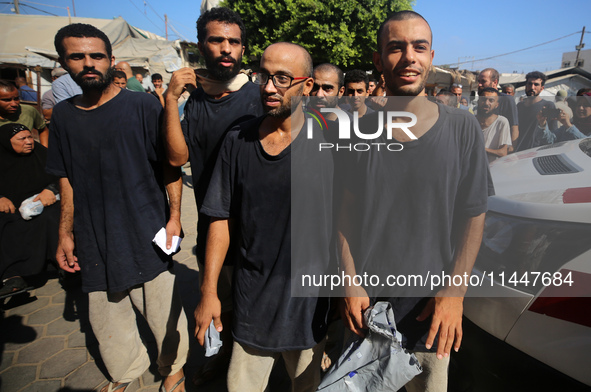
[0,123,60,297]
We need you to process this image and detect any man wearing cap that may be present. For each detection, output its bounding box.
[41,68,68,124]
[555,90,573,120]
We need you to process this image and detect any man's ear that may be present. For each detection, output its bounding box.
[197,42,204,57]
[373,51,383,72]
[338,86,345,98]
[110,56,116,67]
[303,77,314,96]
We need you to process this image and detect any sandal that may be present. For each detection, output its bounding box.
[100,382,129,392]
[0,277,32,299]
[160,376,185,392]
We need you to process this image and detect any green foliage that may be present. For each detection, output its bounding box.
[220,0,414,70]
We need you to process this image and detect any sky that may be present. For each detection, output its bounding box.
[2,0,591,74]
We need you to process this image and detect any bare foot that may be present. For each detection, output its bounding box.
[99,382,128,392]
[162,369,185,392]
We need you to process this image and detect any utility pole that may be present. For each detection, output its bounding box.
[575,26,586,67]
[165,14,168,41]
[13,0,19,14]
[72,0,76,16]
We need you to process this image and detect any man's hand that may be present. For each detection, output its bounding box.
[416,294,464,359]
[167,68,197,102]
[536,110,547,128]
[34,189,57,207]
[165,217,181,250]
[0,197,15,214]
[56,232,80,273]
[194,291,222,346]
[558,109,572,128]
[340,285,370,337]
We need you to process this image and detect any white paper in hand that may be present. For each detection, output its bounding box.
[152,227,182,255]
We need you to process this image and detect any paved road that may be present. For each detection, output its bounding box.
[0,167,227,392]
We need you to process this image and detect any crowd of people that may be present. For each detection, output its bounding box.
[433,68,591,162]
[1,5,589,392]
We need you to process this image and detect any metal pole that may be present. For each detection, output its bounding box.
[72,0,76,16]
[34,65,42,109]
[575,26,586,67]
[14,0,19,13]
[165,14,168,41]
[67,6,71,24]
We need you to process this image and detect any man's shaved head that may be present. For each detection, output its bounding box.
[377,10,432,53]
[314,63,344,88]
[264,42,313,77]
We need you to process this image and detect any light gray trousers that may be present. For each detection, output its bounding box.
[88,269,189,383]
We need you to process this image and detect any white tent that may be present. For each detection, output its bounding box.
[0,13,185,94]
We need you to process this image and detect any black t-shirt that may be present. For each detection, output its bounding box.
[181,82,264,261]
[496,92,518,127]
[201,115,333,351]
[46,89,170,293]
[341,104,490,350]
[516,99,557,152]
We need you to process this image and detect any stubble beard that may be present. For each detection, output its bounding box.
[386,75,428,97]
[265,85,304,118]
[310,95,339,110]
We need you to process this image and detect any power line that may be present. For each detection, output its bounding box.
[141,1,189,41]
[455,31,581,66]
[19,3,57,15]
[166,16,195,40]
[143,0,164,22]
[20,0,67,10]
[126,0,165,35]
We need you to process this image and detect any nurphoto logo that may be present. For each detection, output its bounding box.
[304,100,418,152]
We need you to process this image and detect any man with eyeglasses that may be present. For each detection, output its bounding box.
[194,42,333,392]
[163,8,263,385]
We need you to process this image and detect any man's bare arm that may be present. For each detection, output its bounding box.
[38,126,49,147]
[194,217,232,346]
[508,125,519,153]
[417,212,485,359]
[338,189,370,337]
[163,163,182,248]
[485,144,508,158]
[56,177,79,273]
[163,68,197,167]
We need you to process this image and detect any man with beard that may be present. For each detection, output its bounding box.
[163,6,263,385]
[308,63,345,121]
[477,68,519,149]
[46,23,188,392]
[476,87,512,163]
[515,71,558,152]
[194,42,332,392]
[340,11,489,392]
